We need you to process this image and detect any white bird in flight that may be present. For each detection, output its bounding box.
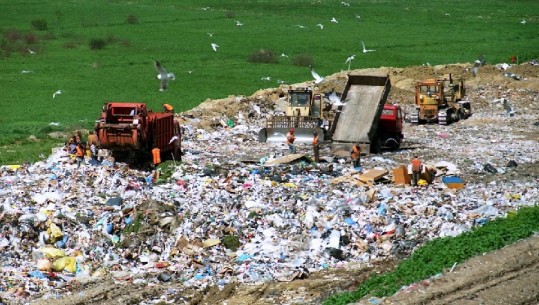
[345,54,355,70]
[316,23,324,30]
[169,135,179,144]
[53,90,62,98]
[330,17,338,23]
[28,48,36,54]
[206,32,214,37]
[309,66,325,84]
[520,19,526,24]
[236,20,243,26]
[294,24,306,29]
[361,41,375,53]
[155,61,176,92]
[211,43,219,51]
[341,1,350,6]
[49,122,60,126]
[261,76,271,81]
[327,91,345,107]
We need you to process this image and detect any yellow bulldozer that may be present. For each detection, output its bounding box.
[258,87,327,143]
[410,74,471,125]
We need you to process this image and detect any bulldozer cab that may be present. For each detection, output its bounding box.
[416,80,443,106]
[286,88,323,118]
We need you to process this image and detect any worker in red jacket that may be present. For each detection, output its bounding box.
[286,128,296,154]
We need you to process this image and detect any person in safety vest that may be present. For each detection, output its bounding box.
[411,155,423,186]
[152,147,161,166]
[162,103,174,113]
[351,144,361,168]
[75,143,85,168]
[312,131,320,162]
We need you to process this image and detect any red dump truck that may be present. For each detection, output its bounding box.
[95,102,181,164]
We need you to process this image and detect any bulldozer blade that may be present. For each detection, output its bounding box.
[258,127,325,144]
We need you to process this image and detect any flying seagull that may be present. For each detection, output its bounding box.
[53,90,62,98]
[309,65,325,84]
[28,48,36,54]
[520,19,526,24]
[206,32,214,37]
[361,41,375,53]
[316,23,324,30]
[345,54,356,70]
[293,24,307,29]
[155,61,176,92]
[211,43,219,51]
[472,55,486,77]
[330,17,338,23]
[236,20,243,26]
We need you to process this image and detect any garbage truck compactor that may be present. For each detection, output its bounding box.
[95,102,181,163]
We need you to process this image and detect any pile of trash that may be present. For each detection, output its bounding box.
[1,66,539,304]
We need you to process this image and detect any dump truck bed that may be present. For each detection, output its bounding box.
[331,74,391,148]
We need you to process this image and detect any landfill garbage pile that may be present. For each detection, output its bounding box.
[1,63,538,305]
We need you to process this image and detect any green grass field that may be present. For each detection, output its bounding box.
[1,0,538,164]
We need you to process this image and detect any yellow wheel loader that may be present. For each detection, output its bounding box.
[410,74,471,125]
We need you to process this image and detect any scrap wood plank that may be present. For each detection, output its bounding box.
[264,154,311,166]
[358,169,388,184]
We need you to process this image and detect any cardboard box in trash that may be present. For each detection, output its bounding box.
[392,165,411,185]
[442,176,465,189]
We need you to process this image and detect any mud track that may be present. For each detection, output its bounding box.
[356,235,539,305]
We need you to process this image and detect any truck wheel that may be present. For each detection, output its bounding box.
[371,138,382,154]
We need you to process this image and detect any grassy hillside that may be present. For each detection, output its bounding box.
[1,0,537,164]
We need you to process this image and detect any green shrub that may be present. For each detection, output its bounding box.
[222,235,241,251]
[248,49,278,64]
[126,14,139,24]
[31,18,48,31]
[24,32,38,44]
[4,28,22,42]
[293,54,313,67]
[89,38,106,50]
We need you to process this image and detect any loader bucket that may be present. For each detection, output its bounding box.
[258,127,325,144]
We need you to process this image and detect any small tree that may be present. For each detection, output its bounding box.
[248,49,277,64]
[31,18,48,31]
[126,14,138,24]
[89,38,106,50]
[293,53,313,67]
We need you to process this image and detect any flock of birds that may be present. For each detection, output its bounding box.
[22,4,527,96]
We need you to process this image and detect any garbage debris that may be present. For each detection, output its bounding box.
[1,63,538,304]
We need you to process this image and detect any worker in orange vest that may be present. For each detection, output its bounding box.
[75,143,85,168]
[411,155,423,186]
[351,144,361,168]
[312,131,320,162]
[152,147,161,165]
[162,103,174,113]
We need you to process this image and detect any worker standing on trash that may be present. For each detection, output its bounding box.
[411,155,423,186]
[286,128,296,154]
[312,130,320,162]
[351,144,361,169]
[75,143,85,168]
[162,103,174,113]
